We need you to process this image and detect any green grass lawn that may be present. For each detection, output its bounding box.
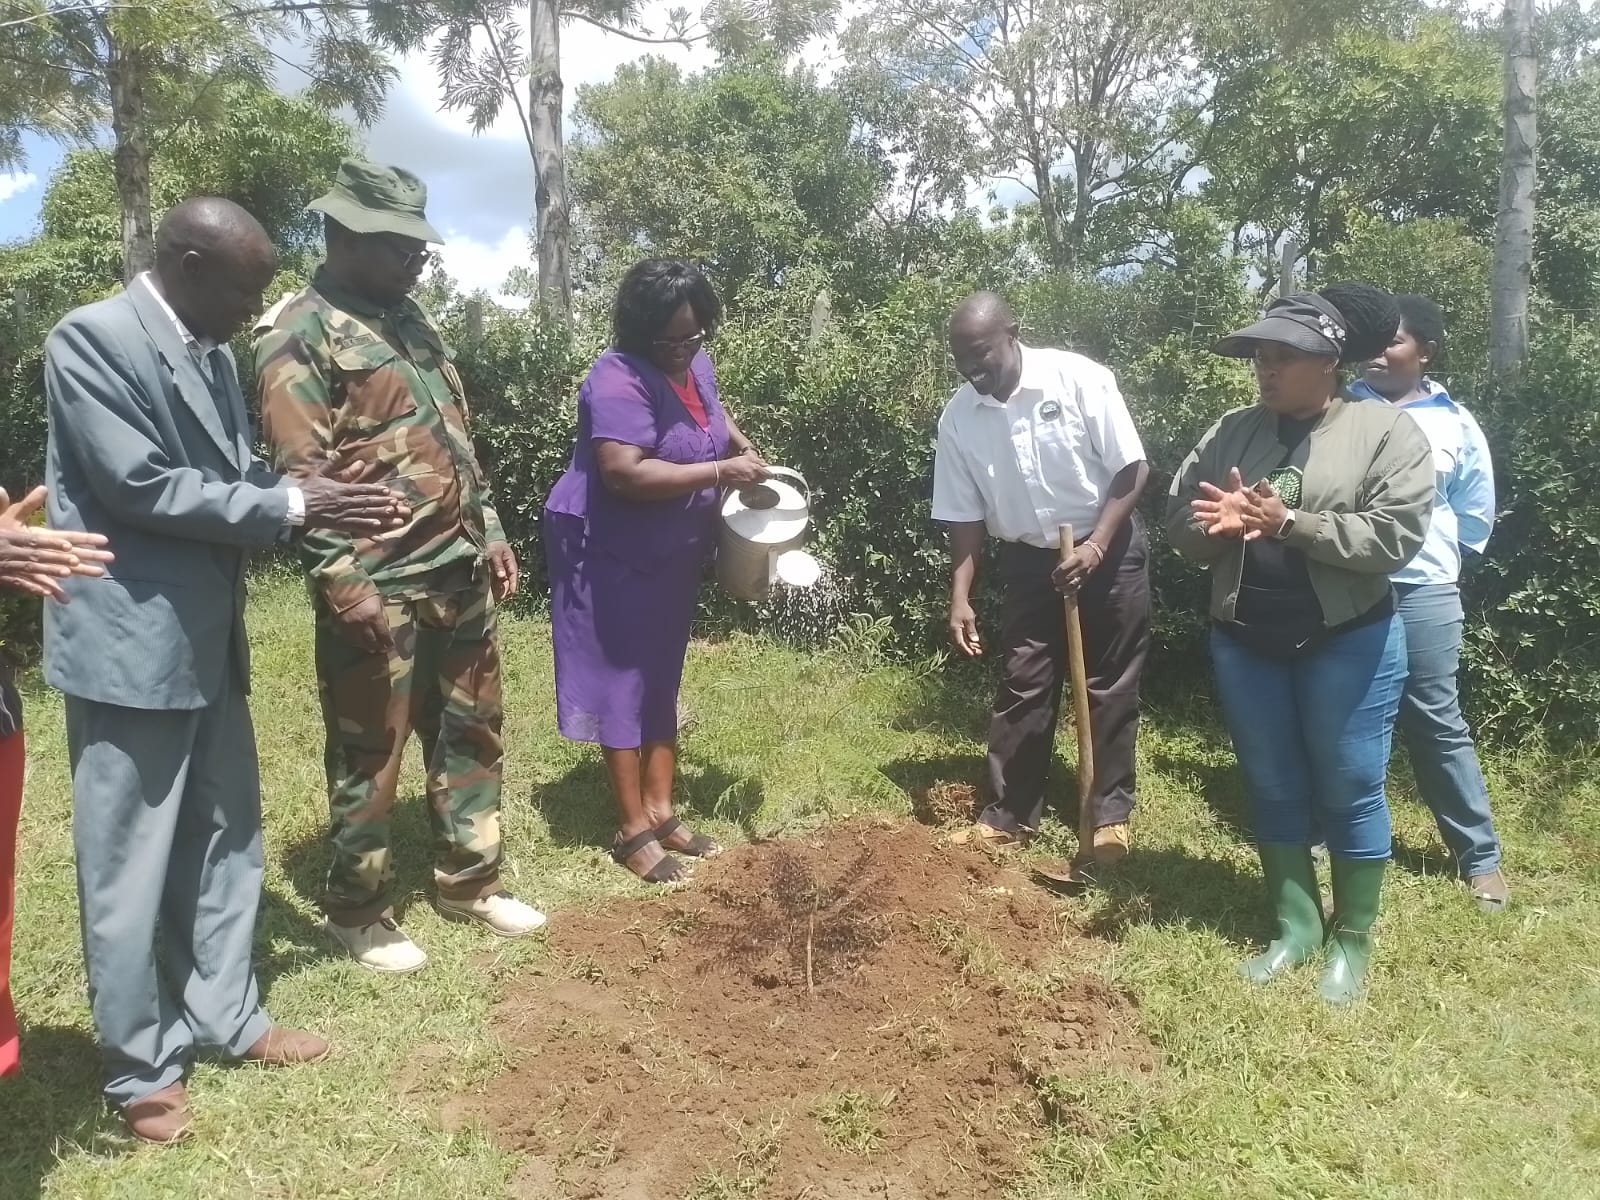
[2,569,1597,1199]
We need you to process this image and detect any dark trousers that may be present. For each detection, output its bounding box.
[980,517,1150,837]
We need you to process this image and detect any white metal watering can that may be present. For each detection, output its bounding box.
[715,466,819,601]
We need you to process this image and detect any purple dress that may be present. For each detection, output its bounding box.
[544,349,730,747]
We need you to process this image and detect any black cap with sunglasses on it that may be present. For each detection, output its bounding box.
[1213,293,1359,361]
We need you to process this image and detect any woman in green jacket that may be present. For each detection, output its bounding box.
[1166,283,1434,1004]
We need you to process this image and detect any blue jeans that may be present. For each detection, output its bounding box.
[1211,613,1407,859]
[1394,583,1502,877]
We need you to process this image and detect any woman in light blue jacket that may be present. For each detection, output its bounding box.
[1352,295,1507,912]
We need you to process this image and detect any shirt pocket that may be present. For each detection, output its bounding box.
[420,328,472,421]
[440,358,471,421]
[1029,391,1088,477]
[332,339,420,436]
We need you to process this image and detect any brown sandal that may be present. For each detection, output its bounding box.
[611,829,689,885]
[653,816,722,858]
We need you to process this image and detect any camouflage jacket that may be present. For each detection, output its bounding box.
[253,269,505,613]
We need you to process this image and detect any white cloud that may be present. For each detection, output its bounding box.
[434,223,534,308]
[362,3,725,291]
[795,0,866,84]
[390,4,717,150]
[356,2,954,292]
[367,4,883,291]
[0,171,39,205]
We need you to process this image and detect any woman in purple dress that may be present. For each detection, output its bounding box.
[545,260,768,884]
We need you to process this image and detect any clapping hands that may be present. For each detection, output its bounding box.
[0,486,114,602]
[1191,469,1292,541]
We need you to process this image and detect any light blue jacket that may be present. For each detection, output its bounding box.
[43,285,292,710]
[1349,379,1495,587]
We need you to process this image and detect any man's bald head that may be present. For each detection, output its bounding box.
[948,291,1018,340]
[151,197,277,344]
[948,291,1023,401]
[155,197,271,265]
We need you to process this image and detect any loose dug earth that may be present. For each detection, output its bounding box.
[450,820,1157,1199]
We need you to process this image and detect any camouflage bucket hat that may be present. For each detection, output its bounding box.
[307,158,444,244]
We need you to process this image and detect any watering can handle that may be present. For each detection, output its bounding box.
[760,465,810,503]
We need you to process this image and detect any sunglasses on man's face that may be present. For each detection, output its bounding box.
[374,237,433,271]
[653,331,707,352]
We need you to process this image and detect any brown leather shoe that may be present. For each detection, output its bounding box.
[241,1027,331,1067]
[124,1082,193,1145]
[1092,822,1130,865]
[949,822,1027,849]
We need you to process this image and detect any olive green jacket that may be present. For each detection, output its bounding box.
[1165,396,1434,626]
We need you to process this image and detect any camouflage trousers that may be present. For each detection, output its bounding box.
[315,582,504,925]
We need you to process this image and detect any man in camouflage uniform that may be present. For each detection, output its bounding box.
[255,159,544,973]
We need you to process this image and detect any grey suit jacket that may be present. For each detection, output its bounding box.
[43,284,292,711]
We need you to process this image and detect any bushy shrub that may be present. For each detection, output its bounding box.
[434,302,599,591]
[5,270,1600,743]
[1462,320,1600,742]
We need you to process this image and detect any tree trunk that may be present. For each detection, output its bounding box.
[1066,141,1096,272]
[1490,0,1537,380]
[1006,65,1066,269]
[106,33,154,282]
[530,0,571,318]
[1027,147,1066,270]
[1278,234,1299,298]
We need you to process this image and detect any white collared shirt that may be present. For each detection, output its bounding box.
[137,272,303,525]
[138,271,219,378]
[931,345,1145,547]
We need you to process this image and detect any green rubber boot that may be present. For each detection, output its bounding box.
[1317,856,1387,1006]
[1239,843,1324,984]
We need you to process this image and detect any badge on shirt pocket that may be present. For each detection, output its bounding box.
[1039,399,1063,422]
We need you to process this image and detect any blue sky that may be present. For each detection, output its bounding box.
[0,132,63,242]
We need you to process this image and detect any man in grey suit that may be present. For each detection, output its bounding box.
[44,197,408,1143]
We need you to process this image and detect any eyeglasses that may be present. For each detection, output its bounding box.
[375,238,433,271]
[653,330,707,352]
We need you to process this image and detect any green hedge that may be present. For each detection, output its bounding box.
[442,279,1599,744]
[1460,321,1600,742]
[4,278,1598,742]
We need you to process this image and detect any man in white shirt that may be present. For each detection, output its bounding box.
[932,293,1151,863]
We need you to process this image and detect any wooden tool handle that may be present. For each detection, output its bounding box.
[1058,525,1096,860]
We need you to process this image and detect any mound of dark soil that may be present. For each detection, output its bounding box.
[448,820,1156,1199]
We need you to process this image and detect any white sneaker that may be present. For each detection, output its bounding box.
[436,891,547,938]
[324,916,428,974]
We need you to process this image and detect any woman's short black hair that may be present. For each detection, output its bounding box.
[1318,282,1401,365]
[1394,293,1447,359]
[612,258,723,356]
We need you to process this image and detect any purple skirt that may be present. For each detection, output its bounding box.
[545,512,703,748]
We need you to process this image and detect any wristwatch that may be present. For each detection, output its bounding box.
[1274,510,1297,540]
